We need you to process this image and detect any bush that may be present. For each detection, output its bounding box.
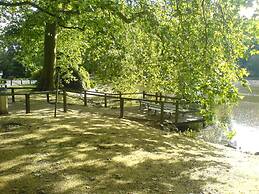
[61,66,91,91]
[31,69,42,81]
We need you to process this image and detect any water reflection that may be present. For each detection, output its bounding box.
[200,80,259,154]
[230,121,259,153]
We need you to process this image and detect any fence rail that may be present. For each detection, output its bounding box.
[66,90,204,125]
[0,87,205,126]
[0,90,60,113]
[0,79,37,87]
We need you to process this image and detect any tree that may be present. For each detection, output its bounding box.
[84,0,250,110]
[0,46,27,78]
[238,17,259,77]
[0,0,149,90]
[0,0,251,118]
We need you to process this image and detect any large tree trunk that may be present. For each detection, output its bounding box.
[38,22,57,90]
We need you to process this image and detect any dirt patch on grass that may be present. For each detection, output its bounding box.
[1,122,23,132]
[0,95,259,193]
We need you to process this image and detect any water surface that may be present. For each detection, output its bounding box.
[198,80,259,154]
[230,80,259,153]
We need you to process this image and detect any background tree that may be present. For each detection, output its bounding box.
[0,46,27,78]
[239,17,259,77]
[0,0,149,90]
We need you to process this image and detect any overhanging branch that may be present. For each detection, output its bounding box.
[0,1,57,18]
[0,1,146,30]
[115,10,145,23]
[0,1,85,30]
[101,3,146,23]
[58,23,85,31]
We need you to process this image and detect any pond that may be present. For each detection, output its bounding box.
[199,80,259,154]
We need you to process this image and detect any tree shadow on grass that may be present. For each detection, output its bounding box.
[0,98,231,193]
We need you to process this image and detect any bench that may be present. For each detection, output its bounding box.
[140,100,201,119]
[140,100,176,115]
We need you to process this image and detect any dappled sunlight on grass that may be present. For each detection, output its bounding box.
[47,136,75,144]
[0,157,25,172]
[0,95,259,193]
[0,173,25,188]
[1,133,42,145]
[54,175,85,193]
[112,149,175,167]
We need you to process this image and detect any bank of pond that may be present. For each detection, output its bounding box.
[1,80,259,155]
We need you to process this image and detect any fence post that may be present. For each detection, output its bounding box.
[202,118,206,128]
[11,88,15,103]
[160,101,164,124]
[21,80,23,85]
[46,93,50,103]
[10,79,13,86]
[119,97,124,118]
[104,93,107,108]
[29,79,32,85]
[155,92,158,103]
[143,91,146,99]
[63,90,67,113]
[175,100,179,123]
[25,94,30,113]
[84,91,87,106]
[159,92,162,101]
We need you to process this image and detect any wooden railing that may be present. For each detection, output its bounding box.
[0,87,204,126]
[5,86,36,103]
[0,89,66,114]
[65,90,204,125]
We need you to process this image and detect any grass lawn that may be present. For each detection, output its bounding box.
[0,95,259,194]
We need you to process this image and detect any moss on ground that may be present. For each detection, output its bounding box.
[0,95,259,194]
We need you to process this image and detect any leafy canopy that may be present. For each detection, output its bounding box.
[0,0,253,115]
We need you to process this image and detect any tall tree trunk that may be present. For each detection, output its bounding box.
[38,22,57,90]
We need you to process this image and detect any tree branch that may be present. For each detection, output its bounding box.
[202,0,208,56]
[116,11,145,23]
[101,3,146,23]
[58,23,85,31]
[0,1,145,30]
[0,1,57,18]
[217,3,231,32]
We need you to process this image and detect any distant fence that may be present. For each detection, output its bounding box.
[0,79,37,87]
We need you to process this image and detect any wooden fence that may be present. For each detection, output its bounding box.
[0,89,66,114]
[65,90,204,125]
[0,79,37,87]
[0,87,204,126]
